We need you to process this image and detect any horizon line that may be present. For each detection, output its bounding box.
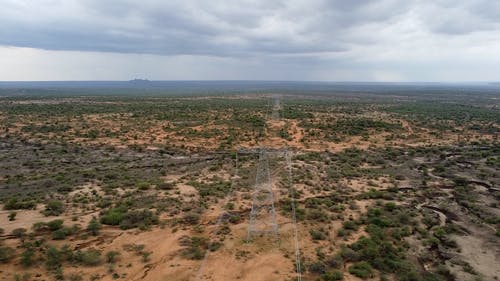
[0,80,499,84]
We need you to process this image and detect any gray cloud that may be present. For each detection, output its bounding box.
[0,0,420,56]
[0,0,499,81]
[1,0,498,55]
[417,1,500,35]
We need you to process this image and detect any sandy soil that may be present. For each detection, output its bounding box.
[450,227,500,280]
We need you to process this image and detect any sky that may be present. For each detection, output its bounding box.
[1,0,500,81]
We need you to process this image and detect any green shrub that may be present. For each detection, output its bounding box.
[52,229,68,240]
[100,208,126,225]
[8,211,17,221]
[11,228,27,239]
[33,222,48,232]
[325,255,343,269]
[119,209,158,230]
[340,246,360,262]
[157,182,174,190]
[47,219,64,231]
[348,261,374,279]
[46,246,62,270]
[21,249,35,267]
[306,209,329,222]
[0,246,15,263]
[342,220,359,231]
[190,180,231,198]
[310,229,327,240]
[44,201,64,216]
[208,241,222,252]
[384,202,397,211]
[179,236,209,260]
[322,270,343,281]
[87,217,102,235]
[136,181,150,190]
[75,250,102,266]
[183,212,201,225]
[106,251,120,263]
[4,197,36,210]
[228,213,241,224]
[308,261,327,274]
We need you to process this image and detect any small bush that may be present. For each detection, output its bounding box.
[52,229,69,240]
[47,219,64,231]
[306,209,329,222]
[100,208,126,226]
[75,250,102,266]
[325,255,343,269]
[136,181,150,190]
[8,211,17,221]
[21,249,35,267]
[342,220,358,231]
[183,212,201,225]
[208,241,222,252]
[11,228,27,239]
[340,246,360,262]
[157,182,174,190]
[119,209,158,230]
[0,246,15,263]
[87,217,102,235]
[308,261,327,274]
[44,201,64,216]
[348,261,374,279]
[4,197,36,210]
[310,229,327,240]
[228,213,241,224]
[322,270,343,281]
[46,246,62,270]
[179,236,209,260]
[106,251,120,263]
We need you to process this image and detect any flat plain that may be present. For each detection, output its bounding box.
[0,85,498,281]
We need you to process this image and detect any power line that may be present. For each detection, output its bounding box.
[286,148,303,281]
[246,148,279,241]
[193,152,238,281]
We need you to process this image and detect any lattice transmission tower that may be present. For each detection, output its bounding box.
[247,148,278,241]
[271,95,281,120]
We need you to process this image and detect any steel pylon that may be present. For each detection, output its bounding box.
[246,148,278,241]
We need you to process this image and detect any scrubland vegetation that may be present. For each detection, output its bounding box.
[0,88,498,281]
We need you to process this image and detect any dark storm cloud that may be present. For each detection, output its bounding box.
[0,0,410,55]
[1,0,500,81]
[1,0,498,56]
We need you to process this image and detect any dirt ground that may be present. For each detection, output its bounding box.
[0,94,498,281]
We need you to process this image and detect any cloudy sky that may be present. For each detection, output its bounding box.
[1,0,499,81]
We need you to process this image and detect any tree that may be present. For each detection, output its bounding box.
[47,219,64,231]
[87,217,102,236]
[46,246,62,270]
[0,246,15,263]
[106,251,120,263]
[8,212,16,221]
[44,201,64,216]
[21,249,35,267]
[11,228,27,241]
[348,261,374,279]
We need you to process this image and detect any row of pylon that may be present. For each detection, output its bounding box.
[246,95,281,240]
